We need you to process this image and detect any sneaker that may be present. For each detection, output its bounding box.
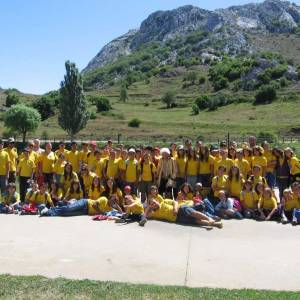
[214,221,223,229]
[292,216,298,226]
[39,207,49,216]
[281,217,288,225]
[139,216,147,227]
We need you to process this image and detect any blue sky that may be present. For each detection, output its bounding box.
[0,0,299,94]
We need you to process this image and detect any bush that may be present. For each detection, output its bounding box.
[90,112,97,120]
[161,91,176,108]
[254,84,277,105]
[213,76,229,91]
[33,96,55,121]
[198,76,206,85]
[257,132,277,143]
[94,97,111,112]
[280,77,288,87]
[6,92,19,107]
[128,118,141,128]
[195,95,210,110]
[191,104,199,115]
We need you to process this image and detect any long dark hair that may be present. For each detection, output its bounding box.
[199,146,209,162]
[187,148,197,161]
[70,180,82,194]
[228,166,240,182]
[63,163,73,180]
[180,183,193,195]
[102,178,118,197]
[91,176,101,192]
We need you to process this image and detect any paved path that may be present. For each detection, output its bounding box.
[0,215,299,291]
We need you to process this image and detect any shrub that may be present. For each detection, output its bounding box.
[6,92,20,107]
[33,96,55,121]
[254,84,277,105]
[257,132,277,143]
[95,97,111,112]
[280,77,288,87]
[195,95,210,110]
[213,76,228,91]
[191,104,199,115]
[198,76,206,85]
[161,91,176,108]
[90,112,97,120]
[128,118,141,128]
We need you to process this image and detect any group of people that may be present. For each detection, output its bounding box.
[0,135,300,228]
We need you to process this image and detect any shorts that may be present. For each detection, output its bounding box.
[176,205,197,225]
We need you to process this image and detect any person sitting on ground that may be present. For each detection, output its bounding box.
[79,164,95,198]
[211,165,228,205]
[227,165,244,199]
[0,183,21,214]
[176,183,194,207]
[249,165,268,188]
[258,188,278,221]
[215,190,243,219]
[240,180,257,219]
[101,177,124,213]
[49,182,63,207]
[280,189,299,224]
[88,176,103,200]
[140,196,223,228]
[60,163,78,196]
[122,185,144,221]
[30,182,54,211]
[64,179,84,203]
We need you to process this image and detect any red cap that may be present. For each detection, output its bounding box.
[89,141,97,147]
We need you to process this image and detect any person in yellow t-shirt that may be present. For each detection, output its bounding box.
[284,147,300,183]
[88,176,103,200]
[235,149,251,179]
[4,137,18,183]
[213,149,233,175]
[227,165,244,199]
[122,185,144,220]
[258,188,278,221]
[40,196,112,217]
[60,163,78,195]
[79,164,95,197]
[261,142,276,188]
[0,139,10,195]
[101,177,124,212]
[118,149,128,182]
[94,150,104,181]
[280,189,299,224]
[124,149,139,194]
[49,182,63,206]
[78,142,90,166]
[186,148,199,188]
[53,153,67,183]
[0,183,21,213]
[67,142,80,173]
[240,180,257,218]
[243,147,253,169]
[17,148,35,202]
[55,141,69,160]
[175,146,186,193]
[139,152,157,203]
[176,183,194,207]
[252,146,267,176]
[198,145,214,189]
[140,197,222,228]
[102,150,119,180]
[37,142,55,186]
[249,165,268,188]
[64,179,84,202]
[87,141,98,171]
[211,166,228,200]
[30,183,54,210]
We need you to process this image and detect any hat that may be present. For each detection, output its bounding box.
[89,141,97,147]
[160,148,170,155]
[210,145,219,152]
[124,185,131,192]
[178,145,185,151]
[8,137,15,143]
[128,148,136,154]
[24,147,30,152]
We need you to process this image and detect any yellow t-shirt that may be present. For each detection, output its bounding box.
[64,189,83,200]
[18,158,35,177]
[88,188,103,201]
[264,150,276,173]
[1,192,20,205]
[150,199,177,222]
[125,159,138,183]
[118,159,126,172]
[289,157,300,176]
[31,192,53,206]
[67,151,80,173]
[228,177,244,198]
[103,159,119,179]
[53,160,66,175]
[199,155,214,175]
[186,159,199,176]
[60,172,78,193]
[177,191,193,201]
[87,197,112,215]
[240,191,256,209]
[0,150,10,176]
[176,157,186,178]
[284,195,299,211]
[259,196,277,210]
[234,159,251,178]
[212,175,228,197]
[82,172,96,192]
[250,175,267,188]
[140,161,156,182]
[94,159,104,180]
[214,158,234,175]
[126,200,144,215]
[252,156,267,175]
[87,152,97,171]
[55,149,69,160]
[79,149,90,165]
[5,147,18,172]
[38,152,55,174]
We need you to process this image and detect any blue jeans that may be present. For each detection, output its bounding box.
[44,199,88,217]
[265,172,275,188]
[0,176,7,195]
[0,203,22,213]
[187,176,197,188]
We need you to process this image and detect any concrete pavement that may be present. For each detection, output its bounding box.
[0,215,299,291]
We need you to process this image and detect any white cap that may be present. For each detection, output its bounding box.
[160,148,170,155]
[128,148,136,154]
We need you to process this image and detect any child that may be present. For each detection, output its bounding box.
[240,180,257,219]
[258,188,278,221]
[64,179,84,202]
[60,163,78,195]
[0,183,21,213]
[53,153,66,184]
[30,182,54,211]
[122,185,144,221]
[227,165,244,199]
[280,189,298,224]
[215,190,243,219]
[49,182,63,207]
[88,176,103,200]
[211,166,228,205]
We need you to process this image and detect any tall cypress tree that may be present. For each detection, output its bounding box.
[59,61,90,140]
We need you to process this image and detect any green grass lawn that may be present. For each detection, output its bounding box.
[0,275,299,300]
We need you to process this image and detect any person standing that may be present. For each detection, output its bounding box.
[4,137,18,183]
[37,142,55,186]
[0,140,10,195]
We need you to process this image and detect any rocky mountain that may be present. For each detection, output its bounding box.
[83,0,300,74]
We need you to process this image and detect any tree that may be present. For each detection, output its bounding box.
[58,61,90,139]
[94,97,111,112]
[4,104,41,142]
[6,92,20,107]
[120,85,128,102]
[161,90,176,108]
[254,84,277,105]
[33,96,56,121]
